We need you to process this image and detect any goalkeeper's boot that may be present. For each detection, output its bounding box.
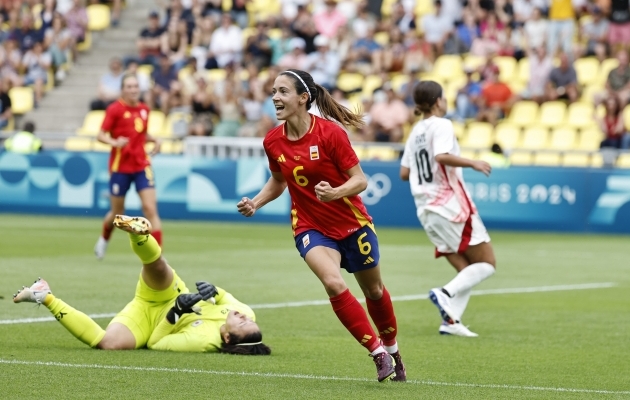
[113,215,152,235]
[13,278,51,304]
[390,351,406,382]
[372,352,396,382]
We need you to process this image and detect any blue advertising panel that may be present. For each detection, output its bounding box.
[0,151,629,233]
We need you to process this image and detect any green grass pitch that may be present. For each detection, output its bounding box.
[0,214,629,399]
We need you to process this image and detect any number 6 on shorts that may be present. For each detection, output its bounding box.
[357,232,372,255]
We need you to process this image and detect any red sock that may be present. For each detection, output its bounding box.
[330,289,380,352]
[151,230,162,246]
[102,222,113,241]
[366,287,398,346]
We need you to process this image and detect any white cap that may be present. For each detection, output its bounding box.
[314,35,329,47]
[290,37,306,50]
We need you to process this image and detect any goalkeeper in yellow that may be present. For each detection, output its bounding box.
[13,215,271,356]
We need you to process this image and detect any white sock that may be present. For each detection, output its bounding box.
[370,346,386,356]
[384,343,398,354]
[443,262,495,297]
[449,288,471,320]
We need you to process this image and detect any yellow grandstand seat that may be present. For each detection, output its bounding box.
[415,0,435,16]
[362,75,383,97]
[391,74,410,92]
[452,121,465,141]
[580,84,603,103]
[77,111,105,136]
[163,111,191,137]
[494,122,521,149]
[562,153,590,167]
[64,137,93,152]
[599,58,619,85]
[159,140,183,154]
[268,28,282,40]
[77,31,92,52]
[508,100,538,127]
[616,153,630,168]
[533,152,561,166]
[507,80,526,94]
[9,87,34,115]
[463,54,485,71]
[566,102,596,129]
[538,101,566,127]
[364,146,398,161]
[521,126,549,149]
[206,69,227,82]
[93,140,111,152]
[241,26,257,46]
[494,56,517,82]
[418,72,445,86]
[347,94,363,112]
[576,128,603,150]
[381,0,397,16]
[352,145,367,160]
[549,127,577,150]
[573,57,599,86]
[433,55,463,82]
[510,151,533,165]
[148,111,167,137]
[591,153,604,167]
[336,73,364,93]
[87,4,111,31]
[461,122,493,148]
[373,32,390,46]
[177,66,192,82]
[516,57,529,84]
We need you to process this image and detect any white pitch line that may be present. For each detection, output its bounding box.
[0,359,627,395]
[0,282,616,325]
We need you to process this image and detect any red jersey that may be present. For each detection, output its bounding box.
[264,115,373,240]
[101,100,151,173]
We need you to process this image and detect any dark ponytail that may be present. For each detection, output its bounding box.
[413,80,443,116]
[220,331,271,356]
[280,69,365,130]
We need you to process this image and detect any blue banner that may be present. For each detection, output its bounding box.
[0,151,629,233]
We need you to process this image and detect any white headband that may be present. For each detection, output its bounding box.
[235,341,262,346]
[284,70,311,101]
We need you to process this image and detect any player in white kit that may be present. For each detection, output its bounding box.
[400,81,496,337]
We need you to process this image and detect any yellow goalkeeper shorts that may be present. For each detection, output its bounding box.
[109,269,189,349]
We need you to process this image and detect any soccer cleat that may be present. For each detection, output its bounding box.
[113,215,152,235]
[429,288,460,325]
[94,236,108,260]
[372,352,396,382]
[390,351,406,382]
[13,278,51,304]
[439,322,479,337]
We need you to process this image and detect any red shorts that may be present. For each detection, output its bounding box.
[608,22,630,45]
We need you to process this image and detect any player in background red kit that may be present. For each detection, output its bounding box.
[237,69,405,382]
[94,74,163,260]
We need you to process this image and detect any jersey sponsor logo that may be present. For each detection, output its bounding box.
[310,145,319,160]
[192,320,203,327]
[302,234,310,248]
[55,311,67,321]
[359,173,392,205]
[347,227,359,233]
[123,111,131,119]
[277,154,286,162]
[363,256,374,265]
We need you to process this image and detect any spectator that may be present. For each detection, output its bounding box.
[90,57,124,110]
[277,37,308,70]
[302,35,340,91]
[64,0,88,61]
[291,5,319,53]
[607,0,630,52]
[403,30,433,72]
[351,1,377,40]
[545,53,579,103]
[523,8,547,50]
[456,10,481,52]
[346,26,383,74]
[22,41,52,106]
[238,88,264,137]
[383,27,406,72]
[330,24,353,65]
[244,21,272,69]
[148,55,180,114]
[270,26,294,66]
[421,0,454,57]
[523,46,554,104]
[314,0,347,39]
[477,66,514,125]
[4,121,41,154]
[188,76,218,137]
[44,12,71,81]
[0,78,12,130]
[0,39,23,87]
[9,13,42,53]
[213,83,241,137]
[547,0,575,57]
[209,13,243,68]
[280,0,310,22]
[399,68,421,107]
[597,94,630,149]
[368,83,409,142]
[165,0,195,38]
[513,0,535,24]
[580,7,609,61]
[134,11,164,69]
[605,50,630,105]
[190,15,215,70]
[161,18,188,71]
[40,0,57,32]
[231,0,249,29]
[452,66,483,121]
[470,26,502,57]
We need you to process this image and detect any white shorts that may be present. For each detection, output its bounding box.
[419,211,491,257]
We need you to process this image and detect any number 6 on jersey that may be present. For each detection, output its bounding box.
[293,166,309,187]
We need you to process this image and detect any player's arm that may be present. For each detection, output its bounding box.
[97,108,128,148]
[400,135,413,181]
[315,163,367,202]
[237,171,287,217]
[400,166,410,181]
[435,153,491,176]
[145,132,162,156]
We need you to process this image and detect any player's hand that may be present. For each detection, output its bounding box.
[196,281,218,304]
[237,197,256,217]
[472,160,492,176]
[112,137,129,148]
[150,139,162,156]
[314,181,338,202]
[166,293,203,324]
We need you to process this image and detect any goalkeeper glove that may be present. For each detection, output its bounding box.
[196,281,218,304]
[166,293,203,324]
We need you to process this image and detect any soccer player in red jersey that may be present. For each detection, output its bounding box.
[237,69,405,382]
[94,74,163,260]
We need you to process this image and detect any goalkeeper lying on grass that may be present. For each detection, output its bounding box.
[13,215,271,356]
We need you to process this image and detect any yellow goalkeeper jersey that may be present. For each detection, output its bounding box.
[147,287,256,352]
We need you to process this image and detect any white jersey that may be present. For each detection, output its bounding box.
[401,116,477,223]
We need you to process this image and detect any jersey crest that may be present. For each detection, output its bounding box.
[310,145,319,160]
